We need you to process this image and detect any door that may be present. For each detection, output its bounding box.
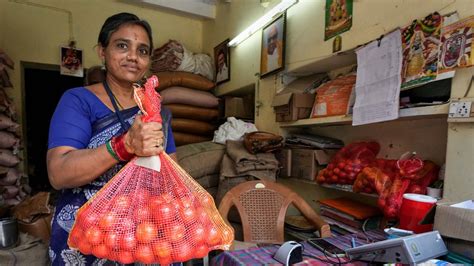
[23,63,84,191]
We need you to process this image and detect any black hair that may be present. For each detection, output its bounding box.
[98,12,153,52]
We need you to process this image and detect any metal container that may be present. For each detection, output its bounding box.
[0,217,18,249]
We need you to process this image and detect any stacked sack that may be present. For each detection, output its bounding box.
[176,141,225,199]
[0,49,30,207]
[151,40,220,146]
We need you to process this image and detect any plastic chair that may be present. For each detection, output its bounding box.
[218,180,331,247]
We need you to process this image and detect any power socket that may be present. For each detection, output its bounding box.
[448,101,472,118]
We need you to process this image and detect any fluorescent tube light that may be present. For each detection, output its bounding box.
[228,0,298,47]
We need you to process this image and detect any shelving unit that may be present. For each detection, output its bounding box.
[319,183,378,198]
[275,43,455,210]
[277,178,378,198]
[280,103,449,128]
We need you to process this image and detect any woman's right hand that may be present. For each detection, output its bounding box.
[124,114,164,156]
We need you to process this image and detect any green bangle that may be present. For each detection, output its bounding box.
[106,140,120,161]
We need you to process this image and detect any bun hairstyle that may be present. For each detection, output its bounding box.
[98,12,153,52]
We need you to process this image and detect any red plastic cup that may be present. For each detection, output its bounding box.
[398,193,437,233]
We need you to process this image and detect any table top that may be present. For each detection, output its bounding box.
[211,230,387,266]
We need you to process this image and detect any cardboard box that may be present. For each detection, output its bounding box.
[272,93,314,122]
[427,200,474,259]
[289,148,337,180]
[225,95,254,119]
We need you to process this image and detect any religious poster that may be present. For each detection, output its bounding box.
[60,46,83,77]
[325,0,353,41]
[401,12,442,90]
[438,15,474,74]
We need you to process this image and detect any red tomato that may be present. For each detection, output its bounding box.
[68,227,83,246]
[99,212,117,230]
[78,239,92,255]
[92,244,109,258]
[173,242,193,262]
[116,250,135,264]
[174,186,190,197]
[135,245,156,264]
[188,223,206,245]
[79,209,99,228]
[194,207,209,223]
[135,190,150,204]
[316,174,325,183]
[194,244,209,258]
[117,217,135,233]
[104,231,120,249]
[153,202,176,221]
[136,222,158,243]
[181,207,196,224]
[200,193,214,207]
[121,233,137,251]
[134,206,152,222]
[337,161,346,169]
[85,226,103,245]
[207,226,220,246]
[180,196,194,209]
[152,240,172,261]
[114,195,131,213]
[327,163,335,170]
[166,223,186,242]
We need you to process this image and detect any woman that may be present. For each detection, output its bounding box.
[47,13,177,265]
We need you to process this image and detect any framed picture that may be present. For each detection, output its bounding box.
[214,39,230,85]
[60,46,83,77]
[260,13,286,79]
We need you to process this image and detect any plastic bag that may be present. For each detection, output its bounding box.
[316,141,380,185]
[396,152,424,179]
[405,160,440,194]
[68,76,233,264]
[212,117,257,145]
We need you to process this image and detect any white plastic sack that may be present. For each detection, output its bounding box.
[177,46,214,81]
[213,117,258,145]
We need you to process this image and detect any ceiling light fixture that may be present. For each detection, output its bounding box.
[228,0,298,47]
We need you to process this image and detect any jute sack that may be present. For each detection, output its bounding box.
[173,131,213,146]
[177,141,225,178]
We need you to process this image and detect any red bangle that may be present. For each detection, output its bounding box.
[111,133,134,161]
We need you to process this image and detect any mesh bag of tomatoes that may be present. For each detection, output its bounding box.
[316,141,380,185]
[352,159,398,195]
[67,76,234,264]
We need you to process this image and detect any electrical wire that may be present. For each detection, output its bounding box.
[302,241,351,265]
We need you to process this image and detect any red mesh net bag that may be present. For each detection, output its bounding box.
[68,76,233,264]
[316,141,380,185]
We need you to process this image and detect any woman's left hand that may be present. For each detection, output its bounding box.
[124,114,164,156]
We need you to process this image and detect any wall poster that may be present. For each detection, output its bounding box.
[60,46,83,77]
[401,12,443,90]
[325,0,353,41]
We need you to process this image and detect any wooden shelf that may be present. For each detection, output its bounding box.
[280,103,449,128]
[287,49,357,76]
[278,178,378,198]
[320,184,378,198]
[277,177,318,185]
